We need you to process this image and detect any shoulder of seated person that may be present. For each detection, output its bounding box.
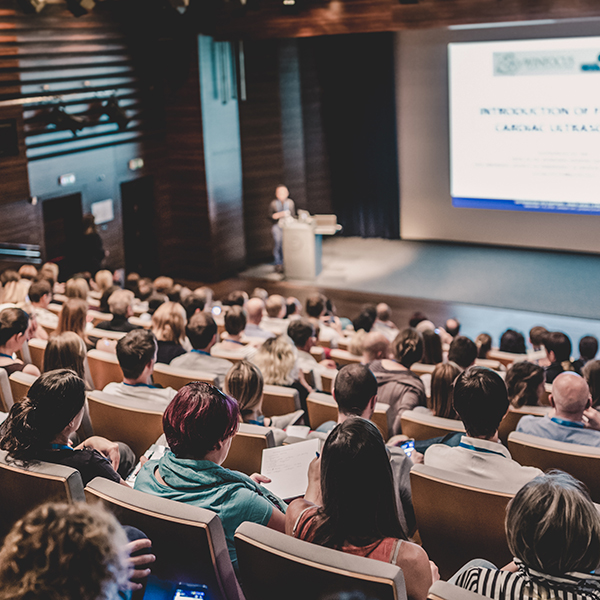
[397,539,428,566]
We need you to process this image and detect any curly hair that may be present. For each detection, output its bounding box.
[253,335,297,386]
[0,502,129,600]
[391,328,423,368]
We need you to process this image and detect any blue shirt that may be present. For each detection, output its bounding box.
[516,415,600,448]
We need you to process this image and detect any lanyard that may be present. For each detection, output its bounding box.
[458,440,506,457]
[192,349,210,356]
[123,382,158,389]
[50,444,73,451]
[0,352,13,359]
[551,416,585,429]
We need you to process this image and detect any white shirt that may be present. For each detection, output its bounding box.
[102,381,176,409]
[425,435,542,488]
[260,316,289,336]
[295,349,325,391]
[243,323,275,340]
[211,341,257,362]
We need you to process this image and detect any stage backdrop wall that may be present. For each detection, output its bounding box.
[396,19,600,255]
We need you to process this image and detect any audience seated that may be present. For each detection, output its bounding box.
[370,328,427,435]
[94,269,114,294]
[373,303,399,341]
[424,367,542,487]
[447,336,477,370]
[425,362,461,419]
[516,372,600,447]
[44,331,88,383]
[0,369,135,483]
[445,318,461,339]
[28,279,58,331]
[529,326,548,353]
[421,329,443,365]
[286,418,438,600]
[286,296,303,319]
[361,331,391,364]
[153,276,174,296]
[452,472,600,600]
[243,297,274,340]
[211,306,257,360]
[65,277,89,301]
[505,362,544,407]
[103,330,176,407]
[408,311,428,329]
[475,333,492,359]
[0,307,40,377]
[54,298,94,351]
[134,382,287,570]
[544,331,575,384]
[223,290,248,308]
[306,293,342,349]
[151,301,187,364]
[499,329,527,355]
[260,294,289,335]
[99,284,119,314]
[573,335,598,373]
[17,264,37,281]
[182,289,207,320]
[171,312,233,388]
[352,305,377,336]
[95,290,140,333]
[583,359,600,408]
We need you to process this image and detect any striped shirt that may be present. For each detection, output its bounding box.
[455,560,600,600]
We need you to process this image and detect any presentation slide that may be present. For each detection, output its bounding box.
[449,37,600,215]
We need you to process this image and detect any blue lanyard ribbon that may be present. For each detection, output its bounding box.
[551,416,585,429]
[458,440,506,457]
[191,349,211,356]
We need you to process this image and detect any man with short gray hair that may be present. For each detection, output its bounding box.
[96,289,140,333]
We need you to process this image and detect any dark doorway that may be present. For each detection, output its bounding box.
[42,193,83,280]
[121,176,159,277]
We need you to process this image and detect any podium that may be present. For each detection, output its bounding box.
[281,214,341,280]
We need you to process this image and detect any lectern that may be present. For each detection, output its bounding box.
[281,214,341,280]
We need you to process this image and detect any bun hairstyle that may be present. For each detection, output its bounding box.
[0,369,86,463]
[0,307,29,347]
[392,328,424,368]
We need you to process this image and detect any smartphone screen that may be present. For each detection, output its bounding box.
[400,440,415,458]
[173,584,207,599]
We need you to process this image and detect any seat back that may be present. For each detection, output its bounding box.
[372,403,390,441]
[320,369,337,394]
[473,358,502,371]
[400,411,465,441]
[306,392,338,429]
[28,338,47,373]
[16,340,32,365]
[329,349,362,367]
[0,449,84,541]
[507,432,600,502]
[410,363,436,376]
[9,371,37,404]
[497,406,550,445]
[222,423,275,476]
[210,347,245,363]
[235,521,406,600]
[0,368,14,412]
[428,580,489,600]
[487,349,528,367]
[85,478,243,600]
[310,346,326,362]
[153,363,216,390]
[88,327,127,341]
[88,310,113,327]
[87,349,123,390]
[87,391,164,459]
[262,384,300,418]
[410,464,516,580]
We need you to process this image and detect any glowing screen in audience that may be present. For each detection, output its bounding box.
[449,36,600,214]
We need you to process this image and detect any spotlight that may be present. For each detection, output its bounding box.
[281,0,304,14]
[65,0,95,17]
[17,0,46,13]
[48,105,86,135]
[102,97,130,131]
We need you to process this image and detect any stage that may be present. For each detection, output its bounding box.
[238,236,600,347]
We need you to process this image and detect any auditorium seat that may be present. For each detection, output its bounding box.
[16,339,32,366]
[337,337,352,351]
[400,410,465,441]
[8,371,37,404]
[540,383,552,406]
[85,478,244,600]
[301,369,315,388]
[410,464,516,580]
[320,369,337,394]
[310,346,326,362]
[153,363,217,390]
[497,405,550,445]
[411,363,436,377]
[87,309,113,327]
[27,337,47,373]
[262,384,301,418]
[507,431,600,502]
[329,348,362,366]
[87,349,123,390]
[487,349,528,367]
[234,521,406,600]
[129,315,152,329]
[87,390,164,460]
[210,347,246,363]
[428,580,488,600]
[474,358,503,371]
[88,327,127,341]
[0,368,14,412]
[0,449,85,540]
[221,423,275,476]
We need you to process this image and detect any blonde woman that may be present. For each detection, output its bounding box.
[65,277,89,301]
[151,301,187,364]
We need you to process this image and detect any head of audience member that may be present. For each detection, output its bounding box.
[224,361,264,423]
[265,294,286,319]
[253,335,297,386]
[153,276,174,296]
[222,305,247,340]
[94,270,113,294]
[0,278,29,305]
[163,382,239,463]
[306,293,327,319]
[99,285,118,313]
[579,335,599,363]
[544,331,573,366]
[333,364,378,422]
[286,296,302,318]
[251,287,269,302]
[348,330,367,357]
[116,329,158,384]
[0,269,19,287]
[448,336,477,369]
[445,318,460,338]
[167,283,183,304]
[361,331,390,364]
[0,502,129,600]
[421,330,443,365]
[429,362,461,420]
[65,277,89,301]
[124,272,140,295]
[0,307,30,355]
[287,319,316,353]
[583,360,600,408]
[44,332,87,381]
[151,301,187,345]
[107,289,135,320]
[506,471,600,577]
[147,292,167,316]
[28,279,52,309]
[136,277,154,302]
[452,367,509,440]
[223,290,248,309]
[474,333,492,359]
[529,326,548,351]
[500,329,527,355]
[245,297,265,326]
[182,290,207,320]
[408,311,428,329]
[376,303,393,324]
[18,264,37,281]
[505,361,545,408]
[186,312,217,352]
[352,306,376,334]
[415,320,435,334]
[391,328,423,369]
[37,262,59,288]
[196,286,214,311]
[55,298,88,341]
[549,372,591,423]
[0,369,86,462]
[310,418,406,548]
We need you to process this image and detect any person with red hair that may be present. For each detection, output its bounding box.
[134,382,287,570]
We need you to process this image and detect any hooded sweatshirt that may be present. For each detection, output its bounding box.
[369,360,427,436]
